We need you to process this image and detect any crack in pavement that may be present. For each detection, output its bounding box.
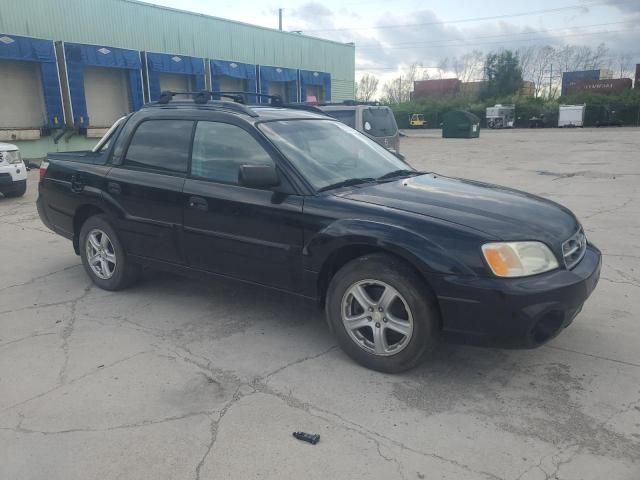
[0,410,212,435]
[194,384,246,480]
[600,277,640,289]
[250,382,504,480]
[0,332,57,349]
[58,284,93,385]
[0,264,81,292]
[544,345,640,368]
[583,198,633,219]
[0,350,150,416]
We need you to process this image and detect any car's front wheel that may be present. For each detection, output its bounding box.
[326,253,438,373]
[79,215,140,290]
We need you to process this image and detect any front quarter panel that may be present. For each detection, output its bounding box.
[302,194,495,278]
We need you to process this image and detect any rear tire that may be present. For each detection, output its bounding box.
[326,253,438,373]
[79,215,140,290]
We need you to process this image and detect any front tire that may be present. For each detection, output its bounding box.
[326,254,438,373]
[79,215,140,290]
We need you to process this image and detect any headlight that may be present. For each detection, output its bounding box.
[481,241,559,277]
[6,150,22,164]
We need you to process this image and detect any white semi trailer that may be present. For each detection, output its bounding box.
[558,104,586,128]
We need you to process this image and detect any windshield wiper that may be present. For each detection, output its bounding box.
[376,169,419,182]
[317,177,377,192]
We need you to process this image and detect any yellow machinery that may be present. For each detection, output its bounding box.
[409,113,427,128]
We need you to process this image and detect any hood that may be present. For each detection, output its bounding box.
[0,142,19,151]
[337,173,579,247]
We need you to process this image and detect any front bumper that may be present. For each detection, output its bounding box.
[430,244,602,348]
[0,162,28,182]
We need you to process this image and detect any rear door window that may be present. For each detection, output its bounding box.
[124,119,194,174]
[327,110,356,128]
[362,108,397,137]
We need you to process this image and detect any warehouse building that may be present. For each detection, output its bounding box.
[0,0,355,158]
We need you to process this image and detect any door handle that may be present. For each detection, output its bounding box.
[107,181,121,195]
[188,196,208,212]
[70,174,85,193]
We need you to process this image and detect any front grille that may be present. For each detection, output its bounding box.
[562,227,587,269]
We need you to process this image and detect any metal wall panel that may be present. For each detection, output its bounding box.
[0,0,355,99]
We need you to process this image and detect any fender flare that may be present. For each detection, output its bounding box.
[304,218,475,277]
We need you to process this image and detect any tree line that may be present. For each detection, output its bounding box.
[356,43,637,103]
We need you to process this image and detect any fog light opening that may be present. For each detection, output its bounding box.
[530,311,565,345]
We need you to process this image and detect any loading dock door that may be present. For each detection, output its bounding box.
[211,60,257,103]
[84,67,130,127]
[259,65,298,103]
[218,76,246,92]
[63,42,144,128]
[267,81,288,101]
[144,52,205,101]
[305,85,322,102]
[0,33,64,129]
[299,70,331,103]
[0,60,47,128]
[159,73,195,93]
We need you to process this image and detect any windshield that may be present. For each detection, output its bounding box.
[362,108,397,137]
[259,119,411,191]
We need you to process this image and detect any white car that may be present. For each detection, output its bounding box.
[0,142,27,198]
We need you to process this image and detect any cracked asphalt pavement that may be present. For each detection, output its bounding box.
[1,128,639,480]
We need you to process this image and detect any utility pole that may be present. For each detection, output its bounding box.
[549,64,553,99]
[278,8,283,31]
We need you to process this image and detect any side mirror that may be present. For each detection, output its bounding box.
[239,164,280,189]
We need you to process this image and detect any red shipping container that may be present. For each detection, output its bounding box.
[413,79,461,98]
[566,78,632,95]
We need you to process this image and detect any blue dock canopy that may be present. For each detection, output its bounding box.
[211,60,257,102]
[299,70,331,102]
[258,65,298,103]
[63,42,144,128]
[145,52,206,101]
[0,33,64,128]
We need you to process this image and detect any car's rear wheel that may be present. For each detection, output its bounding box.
[326,253,438,373]
[79,215,140,290]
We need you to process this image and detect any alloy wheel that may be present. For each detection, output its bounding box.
[86,228,117,280]
[341,279,414,356]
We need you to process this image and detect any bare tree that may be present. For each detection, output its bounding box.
[451,50,484,82]
[613,52,634,79]
[436,57,449,79]
[356,74,380,102]
[380,63,419,104]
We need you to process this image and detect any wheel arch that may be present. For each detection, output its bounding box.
[73,204,106,254]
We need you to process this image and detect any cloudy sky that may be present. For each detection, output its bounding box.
[145,0,640,82]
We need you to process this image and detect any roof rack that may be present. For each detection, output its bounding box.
[154,90,285,106]
[316,100,382,106]
[144,91,329,117]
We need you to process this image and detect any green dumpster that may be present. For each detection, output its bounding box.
[442,110,480,138]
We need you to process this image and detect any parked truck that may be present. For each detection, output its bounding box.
[558,104,586,128]
[36,92,601,373]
